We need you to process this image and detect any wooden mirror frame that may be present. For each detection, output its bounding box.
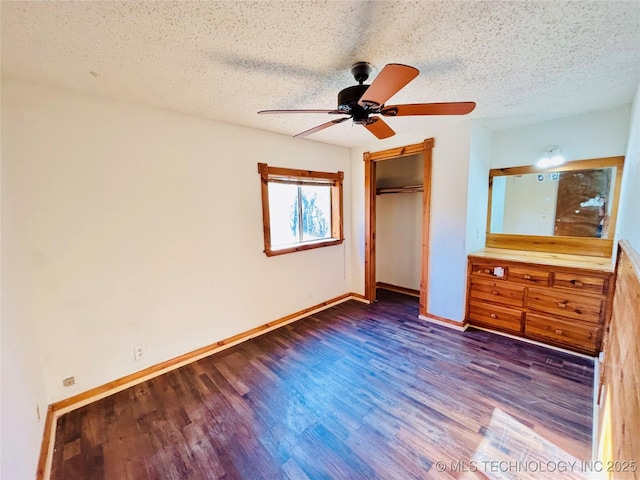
[486,156,624,258]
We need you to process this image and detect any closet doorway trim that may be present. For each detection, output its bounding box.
[364,138,434,316]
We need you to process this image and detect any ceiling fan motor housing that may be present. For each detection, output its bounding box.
[338,84,372,123]
[337,84,369,110]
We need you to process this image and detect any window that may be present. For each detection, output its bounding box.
[258,163,344,256]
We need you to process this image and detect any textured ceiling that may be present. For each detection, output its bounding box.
[2,1,639,148]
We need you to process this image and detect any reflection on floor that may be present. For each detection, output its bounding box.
[465,407,585,479]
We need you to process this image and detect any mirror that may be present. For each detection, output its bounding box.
[490,167,616,238]
[487,157,624,256]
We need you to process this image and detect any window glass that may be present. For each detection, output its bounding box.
[300,185,332,242]
[268,183,299,247]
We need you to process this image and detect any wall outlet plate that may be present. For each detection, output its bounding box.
[63,376,75,387]
[134,344,146,361]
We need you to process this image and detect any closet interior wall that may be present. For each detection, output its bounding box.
[375,154,424,293]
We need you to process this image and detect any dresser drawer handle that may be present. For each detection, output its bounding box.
[491,290,499,295]
[523,274,531,280]
[558,302,567,308]
[571,280,583,287]
[555,329,563,335]
[490,313,497,319]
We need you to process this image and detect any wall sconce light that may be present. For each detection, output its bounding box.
[537,145,565,168]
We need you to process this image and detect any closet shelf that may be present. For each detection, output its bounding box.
[376,185,423,195]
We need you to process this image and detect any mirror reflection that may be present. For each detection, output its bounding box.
[490,167,616,238]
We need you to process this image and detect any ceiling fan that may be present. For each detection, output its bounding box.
[258,62,476,139]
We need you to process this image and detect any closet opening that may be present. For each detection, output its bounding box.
[364,139,434,316]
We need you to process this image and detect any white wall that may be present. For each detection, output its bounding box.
[1,75,351,411]
[616,82,640,252]
[376,193,422,290]
[375,154,422,290]
[429,123,473,320]
[1,99,49,479]
[466,124,491,253]
[491,106,631,168]
[350,121,473,322]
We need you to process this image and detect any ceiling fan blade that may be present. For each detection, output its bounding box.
[381,102,476,116]
[364,117,395,139]
[358,64,419,107]
[294,117,350,138]
[259,109,347,115]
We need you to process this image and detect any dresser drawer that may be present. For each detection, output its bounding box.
[468,301,522,334]
[526,288,603,324]
[469,278,524,308]
[466,251,612,355]
[525,313,601,355]
[508,266,550,286]
[552,271,608,295]
[470,262,507,279]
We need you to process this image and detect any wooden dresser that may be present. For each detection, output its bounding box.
[466,248,615,356]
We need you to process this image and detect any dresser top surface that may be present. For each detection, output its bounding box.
[469,248,615,273]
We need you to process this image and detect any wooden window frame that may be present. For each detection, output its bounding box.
[258,163,344,257]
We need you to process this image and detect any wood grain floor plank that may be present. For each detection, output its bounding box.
[51,290,593,479]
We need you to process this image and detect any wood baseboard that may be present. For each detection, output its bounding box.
[349,292,371,303]
[52,293,364,413]
[376,282,420,297]
[37,292,367,479]
[418,313,468,331]
[36,405,54,480]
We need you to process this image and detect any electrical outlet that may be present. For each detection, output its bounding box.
[134,345,146,361]
[63,376,75,387]
[36,405,41,421]
[307,289,312,298]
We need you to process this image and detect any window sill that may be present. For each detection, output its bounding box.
[264,238,344,257]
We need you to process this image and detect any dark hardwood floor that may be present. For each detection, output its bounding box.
[51,290,594,479]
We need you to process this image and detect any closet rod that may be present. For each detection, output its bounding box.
[376,185,423,195]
